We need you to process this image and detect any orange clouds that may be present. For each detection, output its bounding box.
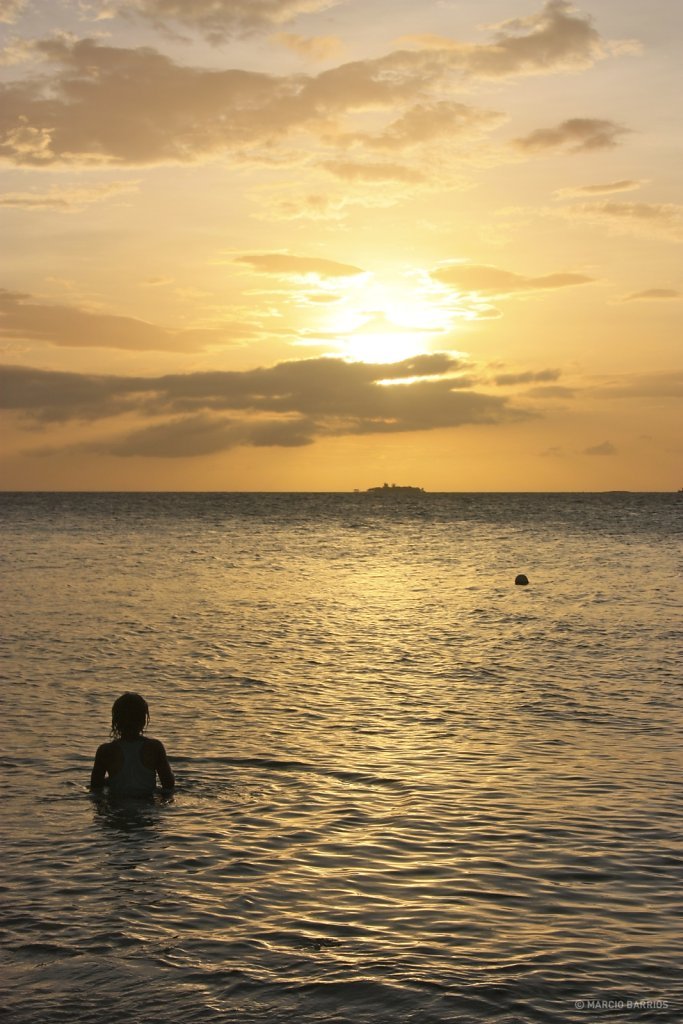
[513,117,628,153]
[555,200,683,241]
[320,160,426,183]
[234,253,366,278]
[554,179,644,198]
[397,0,609,76]
[274,33,344,61]
[0,180,139,209]
[124,0,338,40]
[0,2,619,168]
[430,263,594,296]
[0,288,247,351]
[1,0,678,490]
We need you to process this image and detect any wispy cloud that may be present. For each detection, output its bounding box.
[320,160,426,183]
[525,384,575,399]
[397,1,617,77]
[622,288,680,302]
[273,33,344,61]
[0,180,139,210]
[234,253,366,278]
[557,200,683,241]
[513,117,628,154]
[593,371,683,399]
[0,288,248,351]
[554,179,644,198]
[252,186,411,223]
[583,440,617,455]
[492,368,561,386]
[336,101,505,152]
[0,0,26,24]
[121,0,339,41]
[431,263,594,296]
[89,413,318,457]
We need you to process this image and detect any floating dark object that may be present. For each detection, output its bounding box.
[515,574,529,586]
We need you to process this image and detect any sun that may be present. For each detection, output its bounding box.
[327,280,455,364]
[343,323,428,364]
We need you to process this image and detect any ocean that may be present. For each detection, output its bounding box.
[1,491,681,1024]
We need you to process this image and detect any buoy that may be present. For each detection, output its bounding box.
[515,574,529,586]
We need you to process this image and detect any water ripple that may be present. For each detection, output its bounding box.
[1,492,681,1023]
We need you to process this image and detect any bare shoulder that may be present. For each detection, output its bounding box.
[95,740,116,761]
[142,736,171,769]
[91,740,116,788]
[144,736,174,787]
[143,736,167,756]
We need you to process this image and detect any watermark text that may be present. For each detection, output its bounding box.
[574,998,669,1012]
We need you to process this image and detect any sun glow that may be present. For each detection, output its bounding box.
[343,327,426,363]
[328,280,457,363]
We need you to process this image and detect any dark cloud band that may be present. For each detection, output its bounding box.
[1,355,527,456]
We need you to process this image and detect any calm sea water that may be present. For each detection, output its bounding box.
[1,492,681,1024]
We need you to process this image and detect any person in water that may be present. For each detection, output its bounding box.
[90,692,175,796]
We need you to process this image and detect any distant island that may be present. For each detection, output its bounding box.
[364,483,426,494]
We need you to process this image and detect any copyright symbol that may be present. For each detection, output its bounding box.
[575,1001,585,1010]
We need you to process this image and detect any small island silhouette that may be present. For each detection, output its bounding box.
[365,483,426,494]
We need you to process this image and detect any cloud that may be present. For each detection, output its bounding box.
[557,201,683,241]
[0,0,26,24]
[554,179,644,198]
[132,0,606,59]
[0,37,36,67]
[0,288,244,351]
[300,291,343,304]
[94,412,316,456]
[1,355,529,455]
[130,0,615,64]
[397,1,613,77]
[351,312,443,338]
[141,276,175,287]
[1,38,306,166]
[0,3,621,167]
[273,33,344,61]
[513,117,628,154]
[583,440,617,456]
[338,101,505,152]
[123,0,338,41]
[594,371,683,399]
[525,384,575,398]
[234,253,366,278]
[622,288,681,302]
[320,160,426,183]
[492,368,561,386]
[431,263,594,296]
[0,364,145,422]
[253,187,404,223]
[0,180,139,210]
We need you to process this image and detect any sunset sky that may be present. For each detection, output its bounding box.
[1,0,681,491]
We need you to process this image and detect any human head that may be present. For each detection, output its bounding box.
[111,692,150,738]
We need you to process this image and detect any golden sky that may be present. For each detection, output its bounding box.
[1,0,681,490]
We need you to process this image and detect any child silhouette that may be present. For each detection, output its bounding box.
[90,692,175,797]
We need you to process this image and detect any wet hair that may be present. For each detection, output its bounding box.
[111,692,150,739]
